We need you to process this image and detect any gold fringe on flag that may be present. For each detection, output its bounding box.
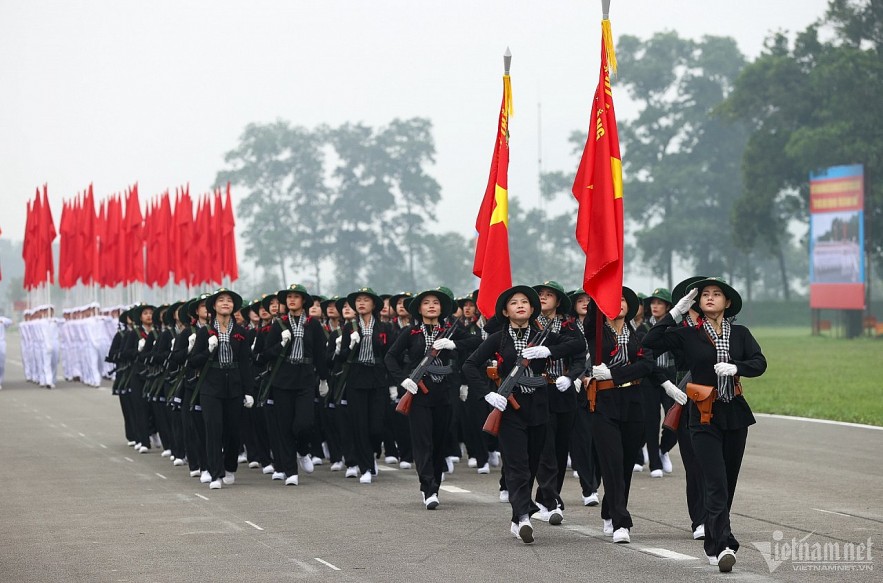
[503,74,514,118]
[602,18,617,76]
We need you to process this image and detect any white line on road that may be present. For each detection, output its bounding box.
[440,485,470,494]
[59,423,67,428]
[77,432,86,437]
[155,473,167,480]
[813,508,850,517]
[755,413,883,431]
[314,558,340,571]
[376,465,398,472]
[194,494,209,501]
[124,457,134,462]
[245,521,264,531]
[99,444,107,449]
[639,547,698,561]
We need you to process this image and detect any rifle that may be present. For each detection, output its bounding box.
[482,325,552,437]
[396,320,460,416]
[327,320,359,407]
[189,316,216,410]
[662,372,691,431]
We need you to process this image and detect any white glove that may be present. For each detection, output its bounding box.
[671,288,699,319]
[137,338,146,352]
[662,380,688,405]
[170,338,176,351]
[388,386,398,401]
[208,335,218,353]
[592,363,612,381]
[251,338,257,352]
[187,334,196,354]
[459,385,468,402]
[714,362,738,377]
[318,380,329,397]
[555,376,572,392]
[280,329,292,347]
[349,331,360,349]
[243,394,255,408]
[522,345,551,360]
[484,392,508,412]
[401,378,418,395]
[432,338,456,351]
[574,378,583,393]
[334,335,342,356]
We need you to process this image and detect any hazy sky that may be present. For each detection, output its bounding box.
[1,0,830,251]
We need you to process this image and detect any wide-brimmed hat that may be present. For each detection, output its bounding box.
[672,276,707,315]
[566,289,591,316]
[620,286,641,322]
[321,295,341,314]
[533,280,572,315]
[686,277,742,318]
[164,301,185,326]
[207,288,243,314]
[646,287,673,311]
[188,292,212,319]
[389,292,414,313]
[435,286,455,301]
[494,285,541,322]
[277,284,312,308]
[409,289,454,320]
[131,302,157,323]
[456,290,478,309]
[334,296,350,316]
[347,287,383,315]
[258,293,278,312]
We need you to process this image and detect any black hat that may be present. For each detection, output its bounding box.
[622,286,640,322]
[456,290,479,309]
[131,302,157,323]
[277,284,312,308]
[346,287,383,315]
[321,295,341,314]
[389,292,414,313]
[533,280,572,315]
[409,289,454,320]
[245,298,262,315]
[207,288,243,314]
[312,294,327,305]
[494,285,541,322]
[334,295,350,316]
[164,302,185,326]
[686,277,743,318]
[188,292,212,319]
[176,302,190,324]
[259,293,278,312]
[566,289,591,316]
[672,276,707,315]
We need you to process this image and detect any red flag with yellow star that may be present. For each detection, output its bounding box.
[572,18,624,320]
[473,73,513,317]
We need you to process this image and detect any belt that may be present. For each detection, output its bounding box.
[209,362,239,370]
[424,364,453,375]
[594,378,641,391]
[285,357,313,365]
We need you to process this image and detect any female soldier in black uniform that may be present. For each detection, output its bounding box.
[643,277,766,572]
[462,285,581,544]
[188,288,254,490]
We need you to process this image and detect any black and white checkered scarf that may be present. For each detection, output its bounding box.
[606,321,630,369]
[287,313,306,364]
[702,318,734,403]
[357,316,375,365]
[649,316,672,369]
[423,323,444,383]
[214,320,233,365]
[537,314,565,377]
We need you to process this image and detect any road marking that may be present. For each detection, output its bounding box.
[440,485,470,494]
[155,473,167,480]
[376,465,397,472]
[245,521,264,531]
[755,413,883,431]
[640,547,697,561]
[59,423,67,428]
[194,494,209,501]
[7,358,23,366]
[124,457,134,462]
[99,444,107,449]
[78,432,86,437]
[314,558,340,571]
[45,415,51,419]
[813,508,850,517]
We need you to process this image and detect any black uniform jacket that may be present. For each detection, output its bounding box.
[544,318,587,414]
[189,322,255,399]
[338,318,394,389]
[261,314,328,389]
[642,313,767,429]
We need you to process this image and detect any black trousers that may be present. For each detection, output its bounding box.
[691,423,748,557]
[498,413,546,523]
[151,399,174,453]
[323,403,345,464]
[677,405,706,530]
[382,401,400,459]
[592,411,644,530]
[393,400,413,463]
[242,406,272,467]
[309,398,325,459]
[130,383,152,446]
[409,404,452,497]
[571,405,601,496]
[462,391,491,466]
[262,399,282,468]
[200,393,242,481]
[347,386,387,474]
[272,386,314,476]
[535,409,576,511]
[118,393,136,442]
[640,383,677,470]
[183,388,207,472]
[170,407,186,460]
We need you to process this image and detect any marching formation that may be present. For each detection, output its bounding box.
[96,276,765,573]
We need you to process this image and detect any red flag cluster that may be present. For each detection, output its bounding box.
[25,182,238,290]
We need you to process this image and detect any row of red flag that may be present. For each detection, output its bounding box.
[23,183,238,290]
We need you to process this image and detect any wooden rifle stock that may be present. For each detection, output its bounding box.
[395,321,459,416]
[394,380,430,415]
[662,402,682,431]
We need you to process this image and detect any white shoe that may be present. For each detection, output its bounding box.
[200,471,211,483]
[602,519,614,535]
[384,456,398,465]
[476,463,490,475]
[445,457,454,474]
[248,461,261,469]
[127,441,136,447]
[138,446,149,454]
[660,452,673,473]
[633,464,644,473]
[693,524,705,540]
[717,548,736,572]
[150,434,162,449]
[345,466,359,478]
[514,518,534,544]
[262,464,275,475]
[613,527,630,544]
[312,457,323,466]
[572,470,579,479]
[189,469,201,478]
[448,456,460,464]
[399,461,412,470]
[424,493,439,510]
[298,454,315,474]
[322,442,330,460]
[271,471,286,480]
[707,554,719,566]
[222,472,235,485]
[467,457,478,468]
[499,490,509,503]
[567,455,572,469]
[583,493,599,507]
[209,479,222,490]
[488,451,501,467]
[173,458,186,466]
[133,442,141,449]
[330,461,344,472]
[237,453,248,464]
[650,469,664,478]
[359,471,372,484]
[161,449,172,458]
[285,474,299,486]
[642,445,649,466]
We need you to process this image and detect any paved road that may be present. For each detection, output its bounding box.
[1,332,880,582]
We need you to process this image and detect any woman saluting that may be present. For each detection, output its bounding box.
[642,277,766,572]
[188,288,255,490]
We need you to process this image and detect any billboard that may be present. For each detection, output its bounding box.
[809,164,865,310]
